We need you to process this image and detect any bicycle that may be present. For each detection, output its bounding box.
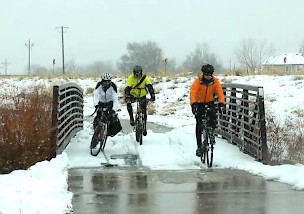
[198,105,222,168]
[133,98,149,145]
[90,107,111,156]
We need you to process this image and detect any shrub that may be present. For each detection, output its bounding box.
[266,109,304,165]
[0,86,55,174]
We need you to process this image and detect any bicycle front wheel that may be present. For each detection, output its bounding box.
[205,142,214,168]
[90,123,108,156]
[135,118,143,145]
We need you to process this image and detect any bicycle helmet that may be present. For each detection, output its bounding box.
[100,72,112,81]
[133,65,143,77]
[201,64,214,75]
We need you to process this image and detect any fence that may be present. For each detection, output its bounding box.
[51,83,83,155]
[215,83,268,163]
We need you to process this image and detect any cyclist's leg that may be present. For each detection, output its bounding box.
[195,105,203,156]
[93,116,98,130]
[207,106,217,144]
[93,109,102,130]
[127,96,136,126]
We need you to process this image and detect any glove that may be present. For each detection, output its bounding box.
[125,93,131,103]
[218,103,225,113]
[218,103,225,109]
[150,94,155,102]
[191,103,198,115]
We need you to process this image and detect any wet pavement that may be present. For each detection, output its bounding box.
[71,118,304,213]
[68,167,304,214]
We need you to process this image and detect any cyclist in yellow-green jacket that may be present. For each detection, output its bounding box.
[125,65,155,136]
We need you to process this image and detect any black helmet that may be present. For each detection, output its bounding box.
[201,64,214,75]
[133,65,143,77]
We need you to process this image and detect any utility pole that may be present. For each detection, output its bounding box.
[25,39,34,75]
[1,59,11,75]
[56,26,69,74]
[52,59,55,74]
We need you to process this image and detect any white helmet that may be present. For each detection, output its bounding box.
[101,73,112,81]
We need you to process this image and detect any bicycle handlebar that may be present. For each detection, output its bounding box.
[194,106,224,117]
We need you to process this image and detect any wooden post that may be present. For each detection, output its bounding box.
[51,86,59,158]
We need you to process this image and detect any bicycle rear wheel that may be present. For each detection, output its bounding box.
[90,123,108,156]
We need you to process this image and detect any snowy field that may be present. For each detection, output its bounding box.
[1,74,304,213]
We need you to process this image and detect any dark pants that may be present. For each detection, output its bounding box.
[126,95,147,123]
[195,103,217,147]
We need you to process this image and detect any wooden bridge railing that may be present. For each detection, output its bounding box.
[215,83,268,163]
[51,83,83,155]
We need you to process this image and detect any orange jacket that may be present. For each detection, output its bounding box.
[190,75,225,105]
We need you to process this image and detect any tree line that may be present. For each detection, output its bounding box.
[30,39,279,75]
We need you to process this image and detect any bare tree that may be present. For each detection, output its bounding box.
[181,43,222,74]
[117,41,163,75]
[235,39,274,73]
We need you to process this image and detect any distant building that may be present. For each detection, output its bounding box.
[262,53,304,73]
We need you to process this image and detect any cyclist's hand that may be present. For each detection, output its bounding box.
[218,103,225,109]
[218,103,225,114]
[191,103,198,115]
[125,94,131,103]
[150,94,155,102]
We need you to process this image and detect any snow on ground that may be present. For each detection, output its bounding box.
[1,74,304,214]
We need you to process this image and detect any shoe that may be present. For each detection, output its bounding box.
[196,144,203,156]
[130,119,135,126]
[210,139,216,145]
[143,122,147,136]
[196,148,202,157]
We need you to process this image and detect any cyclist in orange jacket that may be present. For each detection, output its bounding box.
[190,64,225,156]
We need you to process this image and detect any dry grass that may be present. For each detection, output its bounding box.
[85,87,94,95]
[266,109,304,165]
[0,86,55,174]
[147,102,156,115]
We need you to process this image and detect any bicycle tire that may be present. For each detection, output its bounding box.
[208,144,214,167]
[135,116,139,142]
[201,131,213,168]
[201,137,208,165]
[138,123,143,145]
[139,116,144,145]
[205,140,214,168]
[135,116,143,145]
[90,123,107,156]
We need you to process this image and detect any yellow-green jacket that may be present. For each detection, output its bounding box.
[125,74,154,98]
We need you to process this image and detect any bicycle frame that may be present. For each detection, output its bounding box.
[134,99,147,145]
[200,106,220,168]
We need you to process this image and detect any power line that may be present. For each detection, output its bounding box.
[25,39,34,75]
[56,26,69,74]
[1,59,11,75]
[1,59,10,75]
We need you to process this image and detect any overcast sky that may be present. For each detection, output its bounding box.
[1,0,304,74]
